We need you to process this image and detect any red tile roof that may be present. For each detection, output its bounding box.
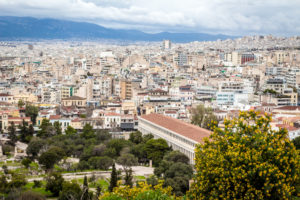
[105,112,121,116]
[71,118,81,122]
[140,113,211,143]
[0,93,12,97]
[275,106,300,110]
[49,115,61,120]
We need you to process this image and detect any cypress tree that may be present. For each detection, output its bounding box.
[109,163,118,192]
[82,175,89,200]
[8,122,17,146]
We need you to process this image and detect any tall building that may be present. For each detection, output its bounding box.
[226,51,255,66]
[173,51,187,67]
[120,80,132,100]
[162,40,171,50]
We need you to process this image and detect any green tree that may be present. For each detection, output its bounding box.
[26,137,46,159]
[107,139,132,157]
[19,120,29,143]
[45,172,64,197]
[80,123,95,139]
[37,118,52,138]
[109,163,118,192]
[292,136,300,150]
[131,143,148,163]
[124,167,133,187]
[18,99,25,108]
[117,153,137,188]
[129,131,143,144]
[28,124,34,137]
[53,121,62,135]
[191,104,218,131]
[82,175,90,200]
[142,134,154,143]
[21,158,31,168]
[154,152,193,196]
[88,156,113,170]
[25,105,39,125]
[65,125,77,135]
[116,153,138,169]
[9,173,27,188]
[93,144,106,156]
[2,165,9,174]
[58,181,82,200]
[95,130,111,141]
[189,111,300,200]
[163,151,190,164]
[0,175,8,193]
[8,122,17,146]
[145,138,170,167]
[38,147,65,171]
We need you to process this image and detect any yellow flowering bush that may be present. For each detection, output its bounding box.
[99,180,181,200]
[188,111,300,200]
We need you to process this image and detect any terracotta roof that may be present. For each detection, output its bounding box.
[8,117,31,120]
[140,113,211,143]
[261,103,276,106]
[49,115,61,120]
[105,112,121,116]
[0,93,12,97]
[71,118,81,122]
[165,110,177,114]
[275,106,300,111]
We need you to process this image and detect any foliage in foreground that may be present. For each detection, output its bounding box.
[189,111,300,200]
[100,181,179,200]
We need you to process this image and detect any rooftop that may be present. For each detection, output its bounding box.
[62,96,86,101]
[140,113,211,143]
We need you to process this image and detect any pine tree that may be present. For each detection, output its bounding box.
[109,163,118,192]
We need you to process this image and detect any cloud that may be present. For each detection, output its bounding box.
[0,0,299,36]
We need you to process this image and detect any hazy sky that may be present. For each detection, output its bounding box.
[0,0,299,36]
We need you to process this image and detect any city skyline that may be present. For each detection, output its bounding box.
[0,0,299,36]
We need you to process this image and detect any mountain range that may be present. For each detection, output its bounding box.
[0,16,236,43]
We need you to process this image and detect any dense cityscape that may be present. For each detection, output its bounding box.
[0,0,300,199]
[0,35,299,199]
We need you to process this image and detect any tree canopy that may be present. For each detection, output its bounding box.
[191,104,218,131]
[189,111,300,200]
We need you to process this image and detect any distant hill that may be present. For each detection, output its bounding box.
[0,16,235,42]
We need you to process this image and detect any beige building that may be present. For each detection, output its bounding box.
[61,96,86,108]
[275,52,289,65]
[14,93,38,104]
[61,85,77,99]
[120,80,132,100]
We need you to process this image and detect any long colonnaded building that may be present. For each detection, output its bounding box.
[138,113,211,164]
